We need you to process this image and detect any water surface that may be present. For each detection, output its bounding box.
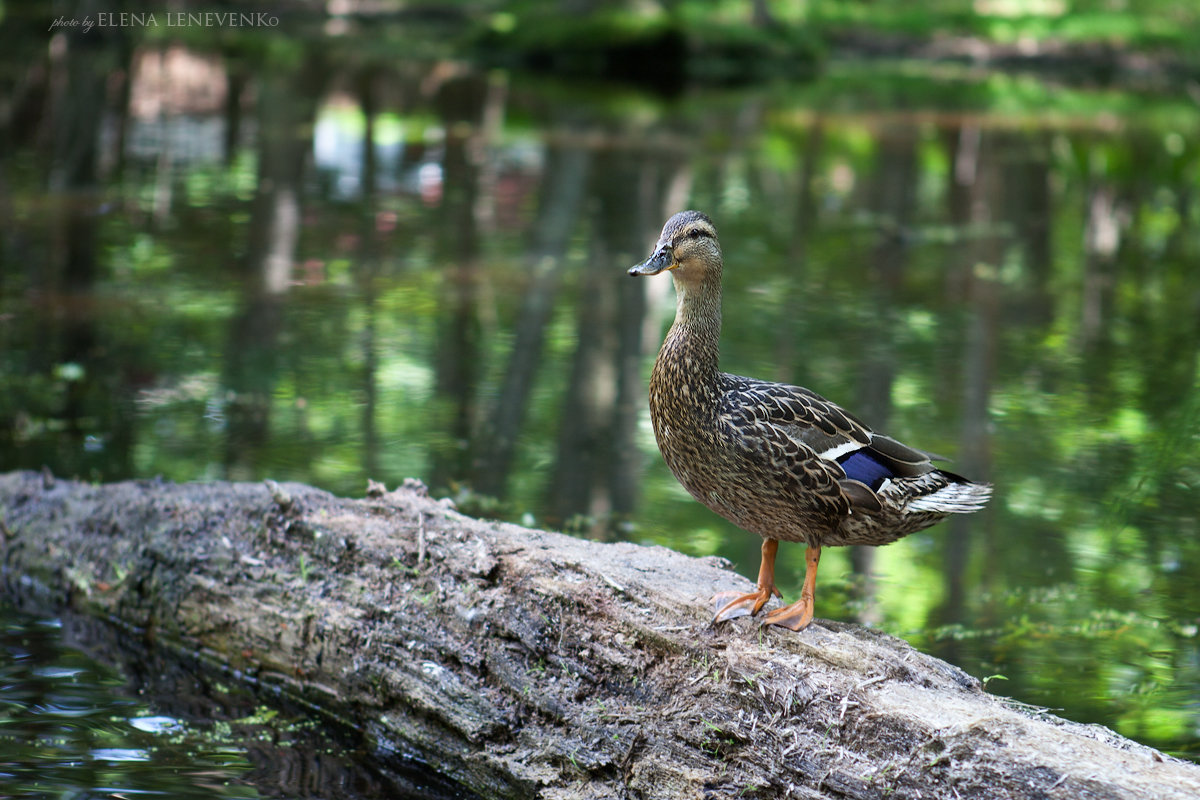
[0,603,467,799]
[2,16,1199,768]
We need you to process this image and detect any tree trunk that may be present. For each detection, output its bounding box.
[471,139,591,498]
[1,470,1197,800]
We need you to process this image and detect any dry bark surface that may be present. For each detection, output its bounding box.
[1,469,1197,800]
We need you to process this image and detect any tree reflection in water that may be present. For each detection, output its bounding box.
[2,18,1199,768]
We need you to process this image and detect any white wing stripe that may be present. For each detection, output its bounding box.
[816,440,862,461]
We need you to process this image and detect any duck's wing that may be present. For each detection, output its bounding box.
[718,375,936,513]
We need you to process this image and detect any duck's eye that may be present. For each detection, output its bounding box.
[688,229,706,239]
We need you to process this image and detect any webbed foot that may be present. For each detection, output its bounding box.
[762,597,814,630]
[762,544,821,632]
[710,585,781,622]
[711,539,782,624]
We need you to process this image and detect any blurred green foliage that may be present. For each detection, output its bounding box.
[2,0,1199,768]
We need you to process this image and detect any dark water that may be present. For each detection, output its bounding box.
[0,602,471,799]
[2,4,1199,787]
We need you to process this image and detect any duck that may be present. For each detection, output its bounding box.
[628,210,991,631]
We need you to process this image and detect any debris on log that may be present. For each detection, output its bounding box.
[1,470,1197,800]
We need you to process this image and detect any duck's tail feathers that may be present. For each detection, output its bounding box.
[904,472,992,515]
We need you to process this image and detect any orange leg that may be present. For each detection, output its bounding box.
[712,539,784,623]
[763,545,821,631]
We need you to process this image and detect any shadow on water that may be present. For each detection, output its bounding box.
[2,0,1200,784]
[0,600,477,799]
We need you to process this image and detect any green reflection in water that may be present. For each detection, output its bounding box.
[1,25,1198,770]
[0,605,472,799]
[0,607,258,799]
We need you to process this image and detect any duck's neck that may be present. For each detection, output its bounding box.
[654,275,722,393]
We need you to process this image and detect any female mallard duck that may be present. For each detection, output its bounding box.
[629,211,991,631]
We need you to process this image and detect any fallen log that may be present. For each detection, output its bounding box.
[1,470,1196,800]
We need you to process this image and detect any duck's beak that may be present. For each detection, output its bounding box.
[628,247,674,277]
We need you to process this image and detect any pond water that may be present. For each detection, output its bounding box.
[0,602,469,799]
[2,7,1199,785]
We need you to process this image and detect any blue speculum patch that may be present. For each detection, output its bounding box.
[836,450,892,490]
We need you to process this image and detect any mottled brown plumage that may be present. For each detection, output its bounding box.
[629,210,991,630]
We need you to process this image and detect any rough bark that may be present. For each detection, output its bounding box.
[1,470,1197,800]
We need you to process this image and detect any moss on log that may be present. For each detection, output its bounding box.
[1,470,1197,800]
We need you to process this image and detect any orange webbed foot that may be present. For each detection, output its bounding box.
[762,544,822,632]
[762,597,814,631]
[710,585,780,623]
[711,539,782,624]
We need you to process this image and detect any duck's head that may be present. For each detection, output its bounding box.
[628,211,720,285]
